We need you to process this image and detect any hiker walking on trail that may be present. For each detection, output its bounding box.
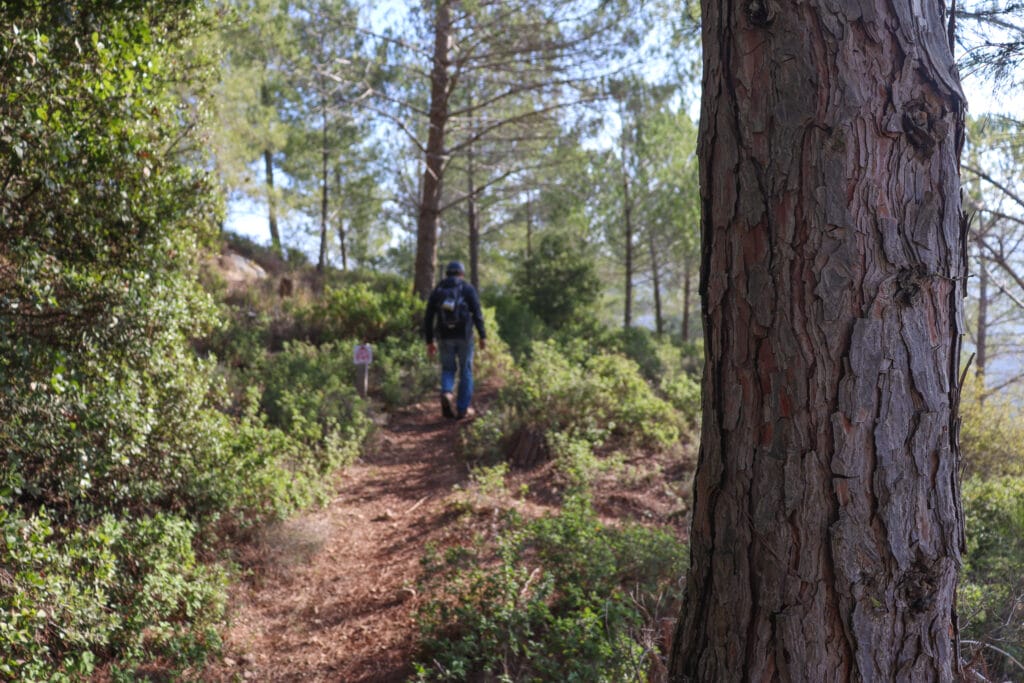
[424,261,486,419]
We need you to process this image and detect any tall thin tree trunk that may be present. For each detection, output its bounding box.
[264,148,281,258]
[318,104,329,273]
[620,108,634,329]
[649,229,663,335]
[976,254,989,381]
[260,82,282,259]
[336,167,347,271]
[623,172,633,329]
[671,2,966,680]
[526,192,533,259]
[467,147,480,290]
[682,255,692,343]
[413,0,451,298]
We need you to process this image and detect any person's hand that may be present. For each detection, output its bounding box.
[427,342,437,358]
[479,338,487,351]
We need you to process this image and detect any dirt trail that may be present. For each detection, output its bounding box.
[204,396,477,683]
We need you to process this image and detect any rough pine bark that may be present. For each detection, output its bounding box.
[670,1,967,680]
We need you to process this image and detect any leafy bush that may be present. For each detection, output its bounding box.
[374,338,438,408]
[257,341,371,473]
[608,327,703,427]
[960,476,1024,680]
[462,341,682,468]
[510,232,601,332]
[201,304,273,370]
[490,289,549,360]
[960,378,1024,477]
[609,327,671,382]
[473,306,517,388]
[294,280,421,345]
[0,2,378,677]
[0,510,227,681]
[661,371,701,427]
[413,495,686,682]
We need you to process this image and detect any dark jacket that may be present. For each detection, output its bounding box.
[424,277,486,344]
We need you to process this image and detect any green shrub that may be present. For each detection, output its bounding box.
[609,327,669,382]
[510,232,601,332]
[463,342,682,467]
[960,476,1024,679]
[490,290,549,360]
[413,495,686,682]
[0,3,379,677]
[0,510,227,681]
[960,378,1024,477]
[374,338,438,408]
[661,371,701,427]
[257,341,371,473]
[294,280,421,345]
[201,304,272,370]
[607,327,703,427]
[475,307,517,386]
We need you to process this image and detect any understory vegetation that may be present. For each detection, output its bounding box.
[414,496,687,682]
[412,279,700,681]
[3,1,1024,681]
[958,379,1024,680]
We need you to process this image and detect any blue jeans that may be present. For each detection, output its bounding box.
[439,337,474,414]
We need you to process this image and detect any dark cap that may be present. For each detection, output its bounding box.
[445,261,465,276]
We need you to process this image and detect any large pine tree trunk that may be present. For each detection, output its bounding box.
[670,1,966,680]
[413,0,452,299]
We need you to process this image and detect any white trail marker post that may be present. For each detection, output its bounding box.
[353,343,372,398]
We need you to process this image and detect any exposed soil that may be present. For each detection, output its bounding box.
[201,388,694,682]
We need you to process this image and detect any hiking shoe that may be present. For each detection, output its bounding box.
[456,406,475,420]
[440,392,455,419]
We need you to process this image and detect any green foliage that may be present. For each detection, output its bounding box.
[609,327,702,426]
[608,327,670,381]
[0,4,382,676]
[373,338,437,408]
[661,372,701,427]
[489,289,549,360]
[257,341,371,472]
[294,279,421,345]
[0,0,242,530]
[960,476,1024,679]
[413,495,686,682]
[510,232,601,333]
[0,509,227,681]
[464,341,682,468]
[959,377,1024,477]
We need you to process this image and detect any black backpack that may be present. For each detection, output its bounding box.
[437,281,468,331]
